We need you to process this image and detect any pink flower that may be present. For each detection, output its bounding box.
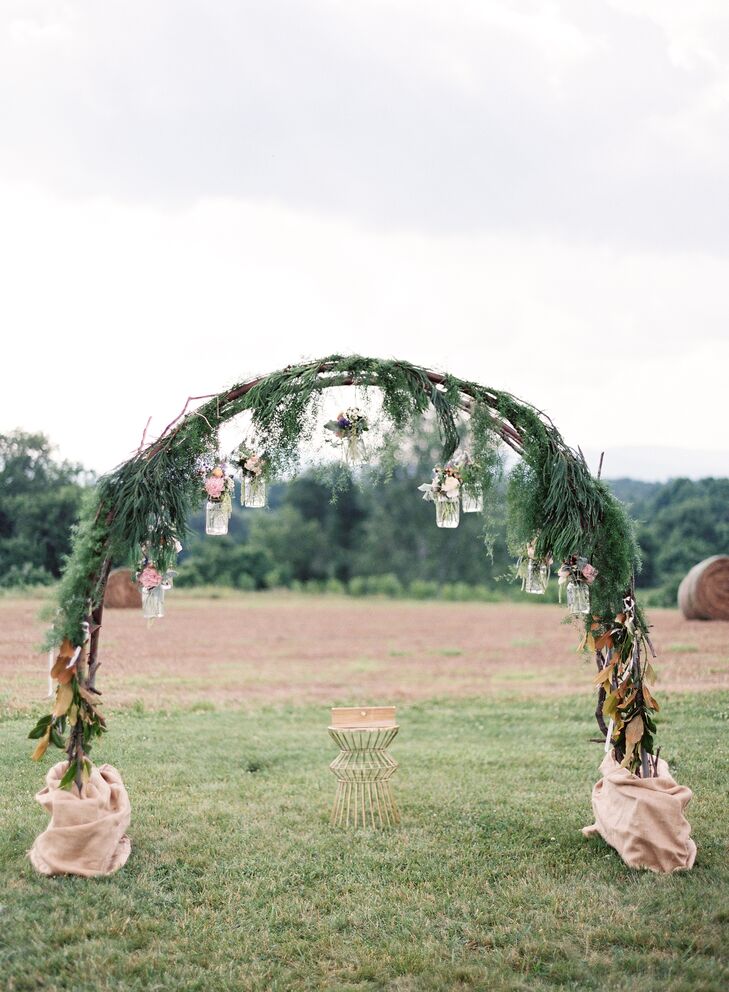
[205,475,226,499]
[582,563,598,585]
[139,565,162,589]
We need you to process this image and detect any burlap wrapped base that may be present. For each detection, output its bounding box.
[29,762,131,877]
[582,754,696,873]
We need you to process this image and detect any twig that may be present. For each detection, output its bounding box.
[137,416,152,454]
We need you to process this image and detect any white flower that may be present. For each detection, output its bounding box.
[442,475,460,498]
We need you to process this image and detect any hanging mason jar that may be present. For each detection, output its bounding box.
[243,476,267,508]
[206,499,230,536]
[435,498,460,528]
[461,488,483,513]
[142,585,165,619]
[524,558,550,595]
[343,433,367,466]
[567,580,590,615]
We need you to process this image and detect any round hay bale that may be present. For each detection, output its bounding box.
[104,568,142,609]
[677,555,729,621]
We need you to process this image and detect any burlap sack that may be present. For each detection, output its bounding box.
[582,754,696,873]
[29,762,131,877]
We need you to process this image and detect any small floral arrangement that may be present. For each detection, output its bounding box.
[204,465,234,508]
[558,555,598,587]
[204,466,227,500]
[232,444,266,479]
[136,557,176,620]
[137,560,176,591]
[138,564,162,590]
[324,407,369,442]
[418,463,462,502]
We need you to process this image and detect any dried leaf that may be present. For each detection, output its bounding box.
[644,663,657,685]
[594,632,614,652]
[31,728,51,761]
[593,659,617,685]
[602,693,618,719]
[642,685,660,711]
[51,639,77,685]
[619,748,635,769]
[77,686,100,706]
[625,714,644,748]
[52,682,74,717]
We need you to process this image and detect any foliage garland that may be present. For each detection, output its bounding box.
[34,355,659,788]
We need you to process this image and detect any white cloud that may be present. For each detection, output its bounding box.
[1,181,727,474]
[0,2,727,478]
[0,1,728,247]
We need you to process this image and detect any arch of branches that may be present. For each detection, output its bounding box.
[32,355,660,791]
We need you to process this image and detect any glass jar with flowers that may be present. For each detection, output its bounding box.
[324,407,369,465]
[517,542,552,595]
[204,465,234,535]
[418,463,461,528]
[233,444,267,508]
[137,562,176,619]
[558,556,598,615]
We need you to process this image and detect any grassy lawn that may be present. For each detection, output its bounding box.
[1,693,727,991]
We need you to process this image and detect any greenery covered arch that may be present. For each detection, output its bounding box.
[33,355,659,790]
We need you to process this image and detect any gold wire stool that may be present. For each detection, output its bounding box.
[328,706,400,828]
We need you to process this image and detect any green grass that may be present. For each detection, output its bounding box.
[1,694,727,991]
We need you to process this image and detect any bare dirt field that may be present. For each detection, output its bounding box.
[2,593,728,715]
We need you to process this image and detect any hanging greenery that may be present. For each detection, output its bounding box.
[35,355,657,788]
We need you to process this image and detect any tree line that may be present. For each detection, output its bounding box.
[1,430,727,606]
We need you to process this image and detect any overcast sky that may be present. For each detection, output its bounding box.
[2,1,728,479]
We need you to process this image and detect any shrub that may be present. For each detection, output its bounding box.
[408,579,439,600]
[348,577,367,597]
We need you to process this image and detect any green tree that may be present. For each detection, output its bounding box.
[0,432,87,585]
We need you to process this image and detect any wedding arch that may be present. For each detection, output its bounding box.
[31,355,663,808]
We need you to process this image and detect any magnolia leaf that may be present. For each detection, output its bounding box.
[68,703,79,726]
[28,714,53,740]
[31,728,51,761]
[51,639,77,685]
[59,762,78,791]
[625,714,644,749]
[594,632,614,653]
[593,659,617,685]
[50,726,66,749]
[77,686,101,706]
[642,685,660,711]
[602,693,618,719]
[619,747,635,769]
[644,663,657,685]
[620,688,638,710]
[52,682,74,717]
